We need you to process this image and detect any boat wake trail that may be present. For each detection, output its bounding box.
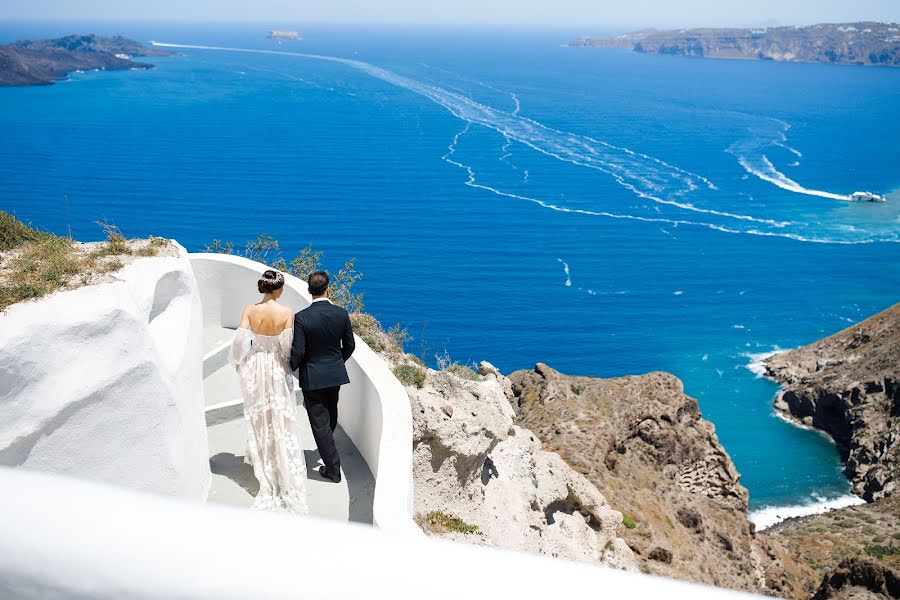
[727,120,852,201]
[152,42,898,244]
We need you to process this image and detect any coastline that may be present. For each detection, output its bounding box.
[751,493,865,531]
[743,347,867,529]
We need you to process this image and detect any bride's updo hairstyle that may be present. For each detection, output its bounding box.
[258,270,285,294]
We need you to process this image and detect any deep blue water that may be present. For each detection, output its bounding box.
[2,22,899,517]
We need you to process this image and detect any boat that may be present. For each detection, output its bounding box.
[849,191,887,202]
[267,30,301,40]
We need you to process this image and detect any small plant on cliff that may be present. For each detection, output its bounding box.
[205,235,364,312]
[393,364,427,389]
[386,323,409,353]
[622,513,637,529]
[418,511,480,535]
[92,220,131,255]
[205,233,281,264]
[448,363,481,382]
[134,236,169,257]
[863,544,900,560]
[433,351,482,395]
[350,313,388,352]
[0,211,41,251]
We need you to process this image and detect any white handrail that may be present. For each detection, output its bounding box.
[189,253,418,534]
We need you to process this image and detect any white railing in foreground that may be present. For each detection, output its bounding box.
[189,253,418,534]
[0,468,760,599]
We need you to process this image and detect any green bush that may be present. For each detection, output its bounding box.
[419,511,479,535]
[0,210,42,251]
[863,544,900,559]
[393,364,426,389]
[206,235,364,312]
[387,322,408,353]
[622,513,637,529]
[448,363,481,381]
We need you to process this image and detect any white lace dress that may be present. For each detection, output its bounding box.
[230,326,309,514]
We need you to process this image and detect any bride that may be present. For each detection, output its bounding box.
[229,269,309,514]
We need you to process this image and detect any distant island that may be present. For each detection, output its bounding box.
[0,34,174,87]
[267,30,301,40]
[571,22,900,67]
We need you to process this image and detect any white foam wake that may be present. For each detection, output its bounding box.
[738,155,851,201]
[153,42,792,228]
[557,259,572,287]
[440,123,754,234]
[750,494,865,530]
[152,42,899,244]
[728,121,852,201]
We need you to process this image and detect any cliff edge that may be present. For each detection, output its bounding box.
[508,363,806,595]
[764,303,900,502]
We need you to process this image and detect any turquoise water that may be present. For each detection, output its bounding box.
[2,22,899,516]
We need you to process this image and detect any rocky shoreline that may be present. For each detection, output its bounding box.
[364,300,900,599]
[763,303,899,502]
[0,34,173,87]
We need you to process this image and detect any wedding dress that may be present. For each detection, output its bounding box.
[230,325,309,514]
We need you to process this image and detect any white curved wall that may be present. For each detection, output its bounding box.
[0,468,759,599]
[190,253,418,534]
[0,244,210,500]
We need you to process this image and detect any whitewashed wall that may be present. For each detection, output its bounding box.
[0,243,210,500]
[190,253,418,533]
[0,468,760,599]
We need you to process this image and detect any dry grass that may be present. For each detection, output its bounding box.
[393,363,427,388]
[416,511,480,535]
[0,212,170,311]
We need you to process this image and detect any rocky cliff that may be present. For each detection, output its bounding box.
[572,22,900,67]
[507,363,805,595]
[360,299,899,597]
[766,495,900,598]
[764,303,899,502]
[0,236,210,499]
[404,359,636,570]
[0,34,173,87]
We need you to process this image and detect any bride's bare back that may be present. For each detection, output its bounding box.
[239,301,293,336]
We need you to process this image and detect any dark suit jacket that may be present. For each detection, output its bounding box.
[290,300,356,391]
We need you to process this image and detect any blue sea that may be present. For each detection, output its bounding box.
[2,22,898,523]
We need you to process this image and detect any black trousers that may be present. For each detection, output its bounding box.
[302,386,341,475]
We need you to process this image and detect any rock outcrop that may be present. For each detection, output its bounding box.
[508,363,804,595]
[812,558,900,600]
[0,242,210,499]
[766,495,900,599]
[405,360,636,570]
[764,303,900,502]
[571,22,900,67]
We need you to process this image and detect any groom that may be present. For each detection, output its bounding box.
[290,270,356,484]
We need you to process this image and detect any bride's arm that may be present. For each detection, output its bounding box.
[228,306,253,371]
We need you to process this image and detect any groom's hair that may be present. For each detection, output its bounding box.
[308,270,329,297]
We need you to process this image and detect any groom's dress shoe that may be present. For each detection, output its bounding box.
[319,466,341,483]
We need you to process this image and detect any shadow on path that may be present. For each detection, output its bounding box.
[210,452,259,496]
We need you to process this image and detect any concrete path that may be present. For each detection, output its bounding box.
[203,338,374,524]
